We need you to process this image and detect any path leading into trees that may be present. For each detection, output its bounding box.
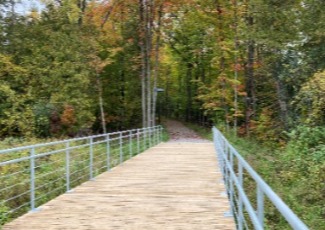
[164,120,212,143]
[4,121,235,230]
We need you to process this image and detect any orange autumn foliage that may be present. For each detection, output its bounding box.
[61,105,76,127]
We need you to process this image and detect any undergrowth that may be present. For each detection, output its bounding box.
[187,123,325,230]
[0,130,165,226]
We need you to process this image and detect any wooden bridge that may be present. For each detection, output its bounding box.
[3,142,235,229]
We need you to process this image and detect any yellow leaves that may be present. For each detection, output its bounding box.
[28,9,41,21]
[294,71,325,126]
[65,1,81,24]
[0,54,28,78]
[0,84,15,100]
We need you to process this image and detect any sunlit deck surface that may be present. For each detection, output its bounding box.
[4,142,235,230]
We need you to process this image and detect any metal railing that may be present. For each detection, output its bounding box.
[213,127,309,230]
[0,126,163,225]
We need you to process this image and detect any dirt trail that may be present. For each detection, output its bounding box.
[163,120,211,143]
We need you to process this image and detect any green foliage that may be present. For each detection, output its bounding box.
[0,132,161,226]
[0,204,9,226]
[0,54,35,137]
[287,126,325,164]
[184,122,213,140]
[224,127,325,229]
[294,71,325,126]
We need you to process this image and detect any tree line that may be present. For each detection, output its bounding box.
[0,0,324,140]
[0,0,324,227]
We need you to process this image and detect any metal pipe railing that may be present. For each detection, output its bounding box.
[0,125,163,225]
[213,127,309,230]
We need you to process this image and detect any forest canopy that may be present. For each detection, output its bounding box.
[0,1,324,228]
[0,0,324,140]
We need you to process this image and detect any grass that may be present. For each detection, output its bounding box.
[184,123,325,230]
[184,123,213,140]
[0,130,165,226]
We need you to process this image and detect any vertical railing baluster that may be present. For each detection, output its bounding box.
[137,129,140,154]
[158,126,162,143]
[153,127,156,145]
[151,127,154,146]
[119,132,123,164]
[30,147,36,211]
[143,128,146,150]
[222,139,228,191]
[238,162,244,230]
[129,130,132,158]
[106,134,110,171]
[148,127,151,147]
[257,186,264,228]
[229,148,234,214]
[65,141,70,192]
[227,146,231,191]
[89,137,94,180]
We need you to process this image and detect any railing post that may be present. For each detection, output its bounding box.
[213,126,309,230]
[119,132,123,164]
[148,127,151,147]
[137,129,140,154]
[129,130,132,158]
[226,145,231,191]
[149,127,151,147]
[143,128,147,150]
[222,139,228,190]
[30,147,36,211]
[89,137,94,180]
[229,148,234,214]
[238,162,244,230]
[152,126,157,145]
[257,186,264,228]
[65,141,70,192]
[151,127,154,146]
[106,134,110,171]
[158,126,162,143]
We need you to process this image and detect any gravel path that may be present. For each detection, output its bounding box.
[163,120,212,143]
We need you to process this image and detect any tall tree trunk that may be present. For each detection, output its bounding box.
[77,0,87,25]
[101,1,118,29]
[245,39,256,136]
[186,63,193,122]
[244,2,256,136]
[233,0,239,134]
[152,4,163,127]
[145,0,155,127]
[273,61,289,131]
[139,0,147,127]
[120,69,126,129]
[216,0,229,131]
[96,74,107,134]
[9,0,15,26]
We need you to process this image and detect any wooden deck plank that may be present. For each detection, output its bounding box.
[4,142,236,230]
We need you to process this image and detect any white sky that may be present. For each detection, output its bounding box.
[14,0,45,15]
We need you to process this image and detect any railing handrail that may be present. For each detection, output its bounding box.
[0,126,161,155]
[213,127,309,230]
[0,125,163,225]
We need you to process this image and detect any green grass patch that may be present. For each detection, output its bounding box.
[0,132,163,226]
[184,122,324,229]
[222,129,325,230]
[184,123,213,140]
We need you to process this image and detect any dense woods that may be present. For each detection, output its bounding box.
[0,0,324,228]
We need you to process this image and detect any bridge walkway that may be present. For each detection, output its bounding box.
[4,142,235,229]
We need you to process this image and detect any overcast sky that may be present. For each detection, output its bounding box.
[14,0,45,15]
